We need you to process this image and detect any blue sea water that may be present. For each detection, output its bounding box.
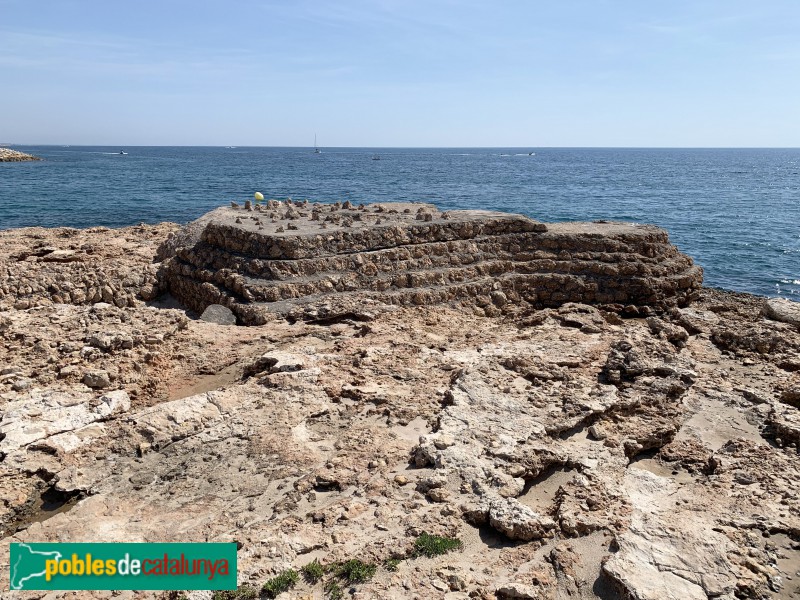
[1,146,798,299]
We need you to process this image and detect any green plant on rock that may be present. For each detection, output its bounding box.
[332,558,377,584]
[324,580,344,600]
[413,533,463,558]
[301,558,325,583]
[211,586,258,600]
[261,568,299,599]
[384,557,402,572]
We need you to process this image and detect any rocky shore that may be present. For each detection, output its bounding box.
[0,148,41,162]
[0,206,798,600]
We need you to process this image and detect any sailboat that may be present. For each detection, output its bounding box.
[313,134,321,154]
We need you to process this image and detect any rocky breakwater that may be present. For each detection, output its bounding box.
[156,201,703,324]
[0,148,41,162]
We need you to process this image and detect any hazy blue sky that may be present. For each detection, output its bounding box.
[2,0,799,146]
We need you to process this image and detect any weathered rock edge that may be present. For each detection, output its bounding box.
[155,203,703,324]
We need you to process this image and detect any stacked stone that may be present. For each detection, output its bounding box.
[0,225,172,310]
[1,267,145,309]
[1,250,156,310]
[159,203,703,324]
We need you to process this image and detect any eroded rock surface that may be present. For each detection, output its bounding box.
[0,215,798,600]
[157,203,703,324]
[766,298,800,328]
[0,222,178,309]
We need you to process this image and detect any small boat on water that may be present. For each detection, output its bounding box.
[313,134,321,154]
[119,151,128,155]
[371,154,381,160]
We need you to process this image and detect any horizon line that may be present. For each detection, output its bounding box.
[4,144,800,150]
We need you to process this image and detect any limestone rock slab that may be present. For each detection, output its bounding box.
[764,297,800,327]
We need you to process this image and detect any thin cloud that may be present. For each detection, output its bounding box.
[0,28,261,79]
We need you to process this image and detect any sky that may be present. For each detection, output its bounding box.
[1,0,799,147]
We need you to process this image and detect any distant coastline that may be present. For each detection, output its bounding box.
[0,147,41,162]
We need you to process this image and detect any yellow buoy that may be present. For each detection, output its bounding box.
[254,192,264,201]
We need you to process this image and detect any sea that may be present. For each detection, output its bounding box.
[1,146,798,299]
